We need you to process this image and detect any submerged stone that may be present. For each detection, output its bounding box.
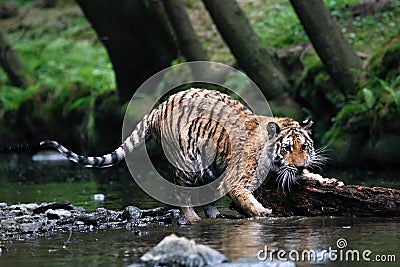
[19,222,42,233]
[46,209,72,220]
[1,219,18,230]
[131,234,296,267]
[138,234,228,267]
[122,206,142,220]
[33,201,74,214]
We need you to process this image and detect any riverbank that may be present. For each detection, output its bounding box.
[0,201,178,240]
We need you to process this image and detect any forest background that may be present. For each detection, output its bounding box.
[0,0,399,169]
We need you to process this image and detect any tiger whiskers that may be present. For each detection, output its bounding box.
[308,146,330,170]
[276,167,299,193]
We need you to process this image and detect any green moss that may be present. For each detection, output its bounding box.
[0,1,117,147]
[6,0,32,8]
[368,35,400,80]
[322,73,400,165]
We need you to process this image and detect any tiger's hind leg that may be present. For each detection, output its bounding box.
[181,206,201,222]
[203,202,221,218]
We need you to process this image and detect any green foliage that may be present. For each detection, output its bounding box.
[241,1,307,48]
[359,77,400,116]
[0,2,115,111]
[5,0,32,8]
[324,75,400,145]
[379,77,400,107]
[345,2,400,50]
[324,0,359,18]
[0,0,399,160]
[0,86,25,116]
[367,31,400,80]
[361,87,375,109]
[239,0,400,54]
[10,36,115,95]
[0,1,116,147]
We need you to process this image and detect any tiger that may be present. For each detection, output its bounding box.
[40,88,326,222]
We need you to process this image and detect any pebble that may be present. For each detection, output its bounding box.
[10,203,39,211]
[46,209,72,220]
[1,201,177,240]
[19,222,42,233]
[1,219,18,229]
[122,206,142,221]
[177,217,191,226]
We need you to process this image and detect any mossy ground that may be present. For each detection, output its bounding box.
[0,0,399,166]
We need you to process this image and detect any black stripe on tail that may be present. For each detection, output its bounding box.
[39,140,124,168]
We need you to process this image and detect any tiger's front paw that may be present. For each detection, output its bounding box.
[253,207,273,218]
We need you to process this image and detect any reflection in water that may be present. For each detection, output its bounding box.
[0,154,163,211]
[0,154,399,266]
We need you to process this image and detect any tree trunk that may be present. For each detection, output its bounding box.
[202,0,290,100]
[289,0,362,96]
[163,0,207,62]
[253,172,400,217]
[146,0,178,51]
[0,32,27,88]
[75,0,177,104]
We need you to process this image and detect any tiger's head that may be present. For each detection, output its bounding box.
[266,117,327,191]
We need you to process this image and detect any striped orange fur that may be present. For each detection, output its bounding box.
[41,88,326,221]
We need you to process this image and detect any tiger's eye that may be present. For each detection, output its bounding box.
[301,144,308,151]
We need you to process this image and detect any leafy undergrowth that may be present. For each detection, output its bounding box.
[188,0,400,64]
[323,33,400,166]
[0,0,116,148]
[0,0,399,165]
[0,1,115,114]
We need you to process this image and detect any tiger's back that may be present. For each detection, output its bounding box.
[147,89,253,180]
[41,88,326,221]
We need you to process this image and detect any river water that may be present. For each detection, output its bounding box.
[0,154,399,266]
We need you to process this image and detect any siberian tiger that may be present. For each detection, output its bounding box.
[41,88,325,221]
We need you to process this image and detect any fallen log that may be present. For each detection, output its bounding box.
[254,171,400,217]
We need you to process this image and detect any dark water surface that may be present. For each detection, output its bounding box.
[0,154,399,266]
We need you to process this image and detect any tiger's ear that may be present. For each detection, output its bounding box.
[267,122,280,140]
[300,117,313,129]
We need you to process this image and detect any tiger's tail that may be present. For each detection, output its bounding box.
[40,114,150,168]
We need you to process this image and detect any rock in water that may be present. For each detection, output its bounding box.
[138,234,227,267]
[46,209,72,220]
[19,222,42,233]
[122,206,142,220]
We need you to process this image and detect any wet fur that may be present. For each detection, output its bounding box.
[41,88,326,221]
